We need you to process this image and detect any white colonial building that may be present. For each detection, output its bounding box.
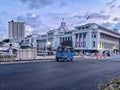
[24,22,120,53]
[37,21,69,51]
[73,23,120,53]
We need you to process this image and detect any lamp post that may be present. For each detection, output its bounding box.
[47,42,51,46]
[47,42,51,55]
[47,42,51,50]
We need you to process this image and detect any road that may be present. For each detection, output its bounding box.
[0,58,120,90]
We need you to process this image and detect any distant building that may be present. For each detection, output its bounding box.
[37,34,47,51]
[8,20,25,43]
[19,33,38,49]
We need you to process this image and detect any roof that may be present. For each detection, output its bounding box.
[75,23,120,36]
[47,30,55,33]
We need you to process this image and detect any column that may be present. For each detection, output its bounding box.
[97,31,100,50]
[72,33,76,48]
[87,31,92,49]
[81,33,83,47]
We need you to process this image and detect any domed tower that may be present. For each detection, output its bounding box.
[58,18,68,32]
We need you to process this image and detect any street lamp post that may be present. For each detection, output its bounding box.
[47,42,51,55]
[47,42,51,50]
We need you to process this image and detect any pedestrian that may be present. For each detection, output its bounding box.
[92,53,94,59]
[82,51,84,57]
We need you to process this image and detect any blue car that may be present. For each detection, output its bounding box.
[56,46,73,62]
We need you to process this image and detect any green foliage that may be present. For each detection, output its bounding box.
[61,40,72,47]
[0,54,15,62]
[2,39,10,43]
[99,77,120,90]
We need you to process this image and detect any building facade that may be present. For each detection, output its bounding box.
[8,20,25,43]
[37,21,69,51]
[24,22,120,53]
[39,23,120,52]
[73,23,120,53]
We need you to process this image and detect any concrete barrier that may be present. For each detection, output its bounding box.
[17,49,37,60]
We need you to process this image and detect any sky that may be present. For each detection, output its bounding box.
[0,0,120,40]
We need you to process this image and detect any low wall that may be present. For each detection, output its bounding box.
[17,49,37,60]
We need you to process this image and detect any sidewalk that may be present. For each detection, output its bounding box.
[86,54,120,60]
[0,54,120,64]
[36,55,55,60]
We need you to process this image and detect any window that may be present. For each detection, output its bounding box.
[31,38,34,42]
[92,34,96,38]
[86,26,89,28]
[62,38,64,41]
[69,37,72,40]
[94,35,96,38]
[83,33,86,38]
[60,38,63,42]
[82,27,84,29]
[79,33,82,38]
[67,37,69,40]
[92,41,95,48]
[78,27,81,30]
[99,42,101,48]
[75,34,78,47]
[66,37,67,40]
[83,41,86,47]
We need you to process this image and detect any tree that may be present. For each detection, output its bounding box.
[61,40,72,47]
[2,39,10,43]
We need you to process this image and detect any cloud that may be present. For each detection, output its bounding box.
[100,10,106,14]
[47,12,68,20]
[59,0,72,8]
[25,24,50,36]
[68,11,110,25]
[19,0,54,9]
[47,12,68,17]
[17,13,52,35]
[110,5,115,9]
[112,17,120,21]
[88,12,110,20]
[17,13,43,28]
[0,11,7,16]
[25,25,34,35]
[0,20,1,24]
[117,5,120,8]
[113,21,120,30]
[73,11,110,20]
[106,0,118,9]
[0,27,7,32]
[73,15,84,19]
[101,22,114,27]
[106,0,117,6]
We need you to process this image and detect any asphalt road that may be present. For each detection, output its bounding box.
[0,58,120,90]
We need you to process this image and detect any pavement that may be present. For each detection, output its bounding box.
[0,58,120,90]
[80,54,120,60]
[0,56,84,64]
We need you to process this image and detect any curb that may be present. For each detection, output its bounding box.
[0,56,83,64]
[0,58,55,64]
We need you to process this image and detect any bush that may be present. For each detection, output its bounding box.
[0,54,15,62]
[0,54,4,59]
[99,77,120,90]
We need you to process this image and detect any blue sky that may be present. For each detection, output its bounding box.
[0,0,120,40]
